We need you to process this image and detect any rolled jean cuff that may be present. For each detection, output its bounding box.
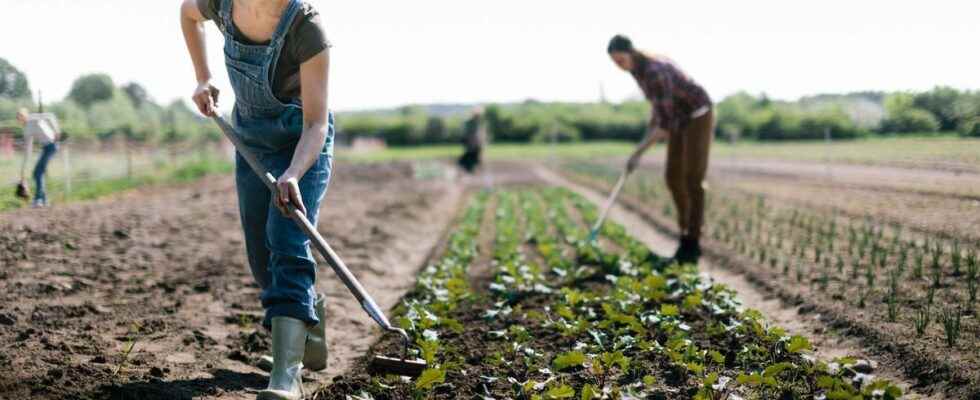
[263,302,318,329]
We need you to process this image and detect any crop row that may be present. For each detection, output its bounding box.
[322,188,901,399]
[565,162,978,350]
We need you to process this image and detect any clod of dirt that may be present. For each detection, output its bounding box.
[238,330,270,353]
[148,366,166,378]
[0,312,17,325]
[192,281,211,293]
[228,350,250,363]
[113,229,130,239]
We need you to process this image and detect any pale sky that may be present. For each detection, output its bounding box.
[1,0,977,112]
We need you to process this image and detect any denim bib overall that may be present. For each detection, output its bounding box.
[220,0,333,327]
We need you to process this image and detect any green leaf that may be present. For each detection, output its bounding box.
[417,339,440,365]
[552,351,587,371]
[581,384,597,400]
[683,293,703,310]
[704,372,718,386]
[601,351,630,371]
[661,304,679,317]
[545,384,575,399]
[415,368,445,390]
[642,375,657,387]
[708,350,725,364]
[441,318,464,334]
[816,375,836,389]
[763,362,794,378]
[736,373,762,386]
[787,335,812,353]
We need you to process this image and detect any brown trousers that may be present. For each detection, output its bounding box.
[664,109,714,241]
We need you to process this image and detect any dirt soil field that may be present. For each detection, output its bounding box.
[0,162,462,400]
[623,156,980,242]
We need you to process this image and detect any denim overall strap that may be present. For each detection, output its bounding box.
[218,0,234,40]
[263,0,303,109]
[222,0,304,152]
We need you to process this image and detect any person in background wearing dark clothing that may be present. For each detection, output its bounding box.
[607,34,714,265]
[458,106,487,174]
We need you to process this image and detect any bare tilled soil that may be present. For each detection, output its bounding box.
[0,162,461,400]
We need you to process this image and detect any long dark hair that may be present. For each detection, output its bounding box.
[607,34,649,72]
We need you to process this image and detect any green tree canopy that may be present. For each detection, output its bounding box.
[0,58,31,99]
[69,73,115,108]
[122,82,150,108]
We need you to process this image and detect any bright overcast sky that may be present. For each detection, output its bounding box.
[1,0,977,112]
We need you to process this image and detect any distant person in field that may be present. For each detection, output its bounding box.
[16,108,61,208]
[607,34,714,265]
[458,106,487,174]
[181,0,333,398]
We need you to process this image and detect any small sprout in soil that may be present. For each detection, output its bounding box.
[914,306,930,337]
[940,308,962,348]
[926,286,936,306]
[865,265,876,289]
[887,296,899,322]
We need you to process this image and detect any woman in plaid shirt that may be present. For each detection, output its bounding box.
[608,34,714,265]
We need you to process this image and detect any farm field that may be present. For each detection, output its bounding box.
[342,136,980,172]
[0,163,461,399]
[1,150,977,399]
[559,158,980,399]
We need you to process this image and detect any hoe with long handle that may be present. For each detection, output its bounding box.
[211,116,426,377]
[587,169,630,243]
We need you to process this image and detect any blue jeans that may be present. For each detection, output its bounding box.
[33,142,57,203]
[236,146,332,328]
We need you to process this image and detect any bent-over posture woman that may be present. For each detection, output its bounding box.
[608,34,714,265]
[181,0,333,398]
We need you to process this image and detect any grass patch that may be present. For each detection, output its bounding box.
[341,135,980,168]
[0,157,232,212]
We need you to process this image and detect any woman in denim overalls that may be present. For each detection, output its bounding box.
[181,0,332,398]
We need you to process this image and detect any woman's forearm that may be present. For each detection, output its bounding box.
[180,0,212,84]
[287,51,331,178]
[634,126,667,157]
[286,123,328,178]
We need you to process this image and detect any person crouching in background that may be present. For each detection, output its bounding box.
[17,108,61,208]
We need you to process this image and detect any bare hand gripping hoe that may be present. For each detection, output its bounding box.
[212,116,426,377]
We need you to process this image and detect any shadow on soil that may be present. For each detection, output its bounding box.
[94,369,265,400]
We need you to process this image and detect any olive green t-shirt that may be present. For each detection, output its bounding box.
[198,0,331,103]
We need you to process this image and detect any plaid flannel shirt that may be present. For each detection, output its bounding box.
[631,55,712,133]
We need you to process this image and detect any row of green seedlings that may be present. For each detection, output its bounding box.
[484,188,903,399]
[567,162,976,349]
[384,192,490,395]
[710,192,974,348]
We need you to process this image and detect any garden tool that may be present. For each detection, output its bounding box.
[587,168,630,242]
[15,181,31,200]
[211,116,427,377]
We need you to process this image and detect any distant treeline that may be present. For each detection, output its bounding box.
[340,87,980,145]
[3,57,978,147]
[1,58,220,145]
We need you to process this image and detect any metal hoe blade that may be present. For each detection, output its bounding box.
[211,116,426,377]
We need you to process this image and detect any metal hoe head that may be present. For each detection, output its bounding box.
[15,182,31,200]
[368,327,427,377]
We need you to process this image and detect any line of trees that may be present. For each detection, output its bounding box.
[4,57,977,148]
[0,58,220,146]
[341,87,979,146]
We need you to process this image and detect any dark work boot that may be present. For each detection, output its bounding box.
[672,237,702,265]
